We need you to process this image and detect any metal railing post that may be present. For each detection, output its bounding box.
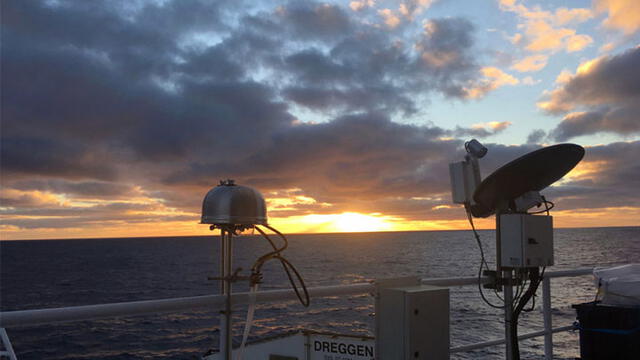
[542,276,552,360]
[503,270,514,360]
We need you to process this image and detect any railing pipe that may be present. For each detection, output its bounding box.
[0,268,593,328]
[450,325,574,353]
[0,283,374,328]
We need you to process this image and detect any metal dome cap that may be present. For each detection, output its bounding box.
[201,179,267,226]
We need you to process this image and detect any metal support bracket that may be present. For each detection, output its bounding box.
[0,328,17,360]
[208,267,251,283]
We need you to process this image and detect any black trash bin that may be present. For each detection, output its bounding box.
[573,301,640,360]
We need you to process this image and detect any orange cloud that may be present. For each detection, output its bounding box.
[472,121,512,131]
[378,8,401,28]
[500,1,593,53]
[511,54,548,72]
[1,189,67,208]
[565,34,593,52]
[550,207,640,228]
[399,0,434,20]
[594,0,640,34]
[349,0,375,12]
[465,67,519,98]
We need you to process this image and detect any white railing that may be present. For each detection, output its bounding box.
[0,267,594,359]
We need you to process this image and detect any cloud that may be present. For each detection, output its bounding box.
[500,1,593,53]
[376,1,435,28]
[2,0,487,233]
[526,129,547,144]
[0,138,118,181]
[10,180,138,199]
[521,76,541,85]
[277,2,354,40]
[272,16,482,114]
[464,67,519,98]
[452,121,512,138]
[378,9,401,28]
[2,0,634,235]
[553,106,640,141]
[538,46,640,140]
[398,0,434,20]
[565,34,593,52]
[543,141,640,210]
[511,54,548,72]
[594,0,640,35]
[350,0,375,12]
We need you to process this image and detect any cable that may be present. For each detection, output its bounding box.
[528,197,554,215]
[253,225,310,307]
[510,267,545,360]
[465,205,504,309]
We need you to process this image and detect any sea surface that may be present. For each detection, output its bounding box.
[1,227,639,359]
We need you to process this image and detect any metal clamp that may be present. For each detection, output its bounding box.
[208,268,251,283]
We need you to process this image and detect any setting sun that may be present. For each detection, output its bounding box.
[332,212,394,232]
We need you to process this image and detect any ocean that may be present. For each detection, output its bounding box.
[1,227,639,359]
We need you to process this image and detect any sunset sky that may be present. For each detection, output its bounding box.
[1,0,639,240]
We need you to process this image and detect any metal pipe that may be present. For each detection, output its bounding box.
[542,276,553,360]
[450,325,574,353]
[544,268,592,278]
[0,269,593,328]
[219,230,226,295]
[221,231,233,360]
[503,270,514,360]
[218,229,227,358]
[496,212,502,273]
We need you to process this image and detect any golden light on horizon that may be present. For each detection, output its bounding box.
[332,212,394,232]
[270,212,396,233]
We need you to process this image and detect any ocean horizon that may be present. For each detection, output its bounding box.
[2,224,636,242]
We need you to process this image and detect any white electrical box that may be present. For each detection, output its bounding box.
[450,161,479,204]
[500,214,554,268]
[376,285,449,360]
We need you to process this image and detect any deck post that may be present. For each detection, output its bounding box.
[219,230,233,360]
[542,276,553,360]
[503,270,514,360]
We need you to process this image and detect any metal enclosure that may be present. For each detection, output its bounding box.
[201,180,267,226]
[449,160,480,205]
[376,285,450,360]
[500,214,554,268]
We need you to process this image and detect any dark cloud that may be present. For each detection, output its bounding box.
[164,112,454,199]
[543,141,640,209]
[541,46,640,140]
[276,16,480,114]
[11,180,136,198]
[1,137,117,180]
[553,104,640,141]
[526,129,546,144]
[277,2,353,40]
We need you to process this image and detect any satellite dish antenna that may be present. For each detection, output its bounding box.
[471,144,585,218]
[449,141,585,360]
